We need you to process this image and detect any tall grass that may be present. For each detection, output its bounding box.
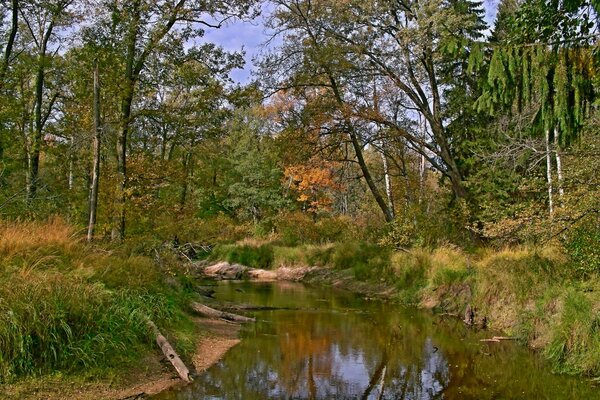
[0,218,193,382]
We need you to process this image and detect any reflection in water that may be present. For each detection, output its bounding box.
[153,282,596,400]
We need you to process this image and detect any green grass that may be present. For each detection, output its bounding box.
[0,219,196,383]
[211,243,275,269]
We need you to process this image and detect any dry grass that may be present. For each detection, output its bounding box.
[0,218,195,382]
[0,217,80,257]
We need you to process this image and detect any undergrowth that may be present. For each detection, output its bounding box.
[0,218,196,382]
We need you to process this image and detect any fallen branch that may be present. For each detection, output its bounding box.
[480,336,518,343]
[191,302,256,323]
[220,304,299,312]
[146,320,192,383]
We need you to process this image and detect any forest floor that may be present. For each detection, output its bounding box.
[2,318,241,400]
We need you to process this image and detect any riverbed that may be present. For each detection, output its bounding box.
[152,281,597,399]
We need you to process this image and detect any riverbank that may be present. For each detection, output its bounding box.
[204,241,600,379]
[2,318,241,400]
[1,218,597,398]
[0,219,242,399]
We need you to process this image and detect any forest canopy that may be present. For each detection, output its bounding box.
[0,0,598,272]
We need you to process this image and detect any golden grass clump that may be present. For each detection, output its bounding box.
[0,217,79,257]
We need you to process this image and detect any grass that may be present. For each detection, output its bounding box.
[0,218,196,383]
[210,243,275,269]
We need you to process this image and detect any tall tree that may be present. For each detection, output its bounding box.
[19,0,75,201]
[90,0,258,240]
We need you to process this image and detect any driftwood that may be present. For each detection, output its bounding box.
[146,320,192,383]
[191,302,256,323]
[480,336,518,343]
[220,304,299,312]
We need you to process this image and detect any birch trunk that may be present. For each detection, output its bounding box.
[545,129,554,216]
[87,61,101,242]
[68,137,74,190]
[554,132,564,199]
[380,146,395,219]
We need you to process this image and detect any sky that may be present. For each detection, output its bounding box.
[202,0,501,84]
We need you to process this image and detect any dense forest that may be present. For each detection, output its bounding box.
[0,0,599,397]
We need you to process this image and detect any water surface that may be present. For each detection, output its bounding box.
[153,281,597,399]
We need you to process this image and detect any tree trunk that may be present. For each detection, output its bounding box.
[27,59,45,201]
[68,137,74,190]
[545,129,554,216]
[26,20,54,202]
[554,132,564,200]
[111,3,140,242]
[87,61,101,242]
[146,320,192,383]
[380,145,395,219]
[191,302,255,323]
[349,129,395,222]
[419,153,426,205]
[0,0,18,90]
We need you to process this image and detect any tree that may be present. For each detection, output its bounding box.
[87,0,258,240]
[476,0,597,216]
[261,0,488,223]
[261,0,397,222]
[224,107,287,222]
[18,0,76,201]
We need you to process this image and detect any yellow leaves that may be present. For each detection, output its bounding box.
[284,160,341,213]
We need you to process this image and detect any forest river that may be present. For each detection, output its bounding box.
[152,281,597,399]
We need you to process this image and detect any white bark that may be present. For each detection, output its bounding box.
[87,61,101,242]
[545,129,554,216]
[380,145,395,218]
[419,154,426,203]
[554,132,565,199]
[68,137,74,190]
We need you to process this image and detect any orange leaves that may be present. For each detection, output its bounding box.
[284,161,341,213]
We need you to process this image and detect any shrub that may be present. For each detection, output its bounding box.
[211,244,275,269]
[305,245,335,267]
[273,212,319,246]
[564,224,600,276]
[332,242,391,280]
[545,288,600,376]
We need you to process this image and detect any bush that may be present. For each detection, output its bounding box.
[211,243,275,269]
[332,242,391,280]
[305,245,335,267]
[546,289,600,376]
[564,224,600,276]
[273,212,319,246]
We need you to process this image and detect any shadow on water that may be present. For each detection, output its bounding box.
[152,281,597,399]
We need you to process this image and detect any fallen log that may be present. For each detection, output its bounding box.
[492,336,518,341]
[146,320,192,383]
[191,302,256,323]
[220,303,299,312]
[480,336,518,343]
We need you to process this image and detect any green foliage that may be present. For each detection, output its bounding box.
[0,220,194,382]
[332,242,391,280]
[211,243,275,270]
[546,288,600,376]
[564,224,600,275]
[224,109,288,222]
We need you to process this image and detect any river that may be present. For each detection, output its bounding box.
[152,281,597,399]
